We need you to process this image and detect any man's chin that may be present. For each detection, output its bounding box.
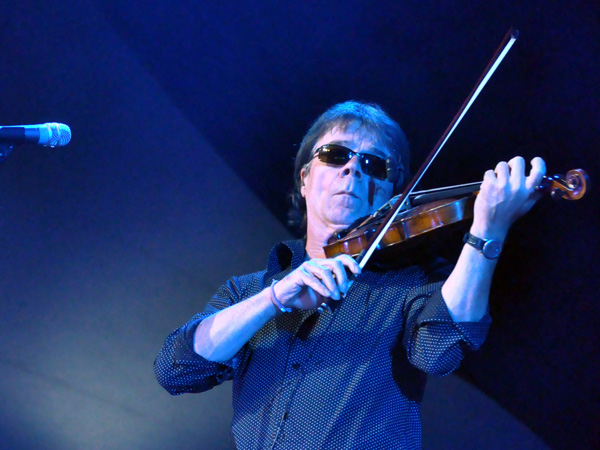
[330,212,368,232]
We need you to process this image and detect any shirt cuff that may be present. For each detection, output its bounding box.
[417,289,492,350]
[179,314,243,370]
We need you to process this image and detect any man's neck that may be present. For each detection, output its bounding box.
[305,240,326,259]
[305,223,344,259]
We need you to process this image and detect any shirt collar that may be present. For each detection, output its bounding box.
[267,239,307,274]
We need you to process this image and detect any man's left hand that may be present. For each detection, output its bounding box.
[471,156,546,240]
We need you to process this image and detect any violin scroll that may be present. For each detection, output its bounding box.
[537,169,589,201]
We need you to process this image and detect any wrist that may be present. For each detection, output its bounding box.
[463,231,504,260]
[270,280,292,314]
[469,221,508,242]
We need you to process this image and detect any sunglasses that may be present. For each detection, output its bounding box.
[311,144,396,182]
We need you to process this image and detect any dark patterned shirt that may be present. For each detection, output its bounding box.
[154,240,491,449]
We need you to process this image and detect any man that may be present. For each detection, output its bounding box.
[154,101,545,449]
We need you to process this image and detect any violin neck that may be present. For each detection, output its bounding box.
[409,182,481,207]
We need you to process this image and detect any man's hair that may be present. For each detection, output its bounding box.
[288,101,410,232]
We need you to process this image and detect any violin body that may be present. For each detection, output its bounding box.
[324,195,475,260]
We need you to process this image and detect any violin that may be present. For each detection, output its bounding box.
[323,169,589,261]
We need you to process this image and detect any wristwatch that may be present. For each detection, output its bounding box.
[463,232,503,259]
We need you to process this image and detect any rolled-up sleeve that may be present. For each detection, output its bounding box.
[402,283,491,376]
[154,276,254,395]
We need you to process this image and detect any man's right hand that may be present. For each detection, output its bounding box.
[272,254,361,311]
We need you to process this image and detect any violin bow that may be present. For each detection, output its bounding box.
[356,28,519,269]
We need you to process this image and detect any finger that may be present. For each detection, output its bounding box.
[526,156,547,192]
[507,156,526,188]
[331,255,361,294]
[305,261,340,299]
[494,161,509,185]
[478,170,497,197]
[335,254,362,275]
[328,259,359,298]
[324,259,348,297]
[481,169,496,187]
[298,266,334,298]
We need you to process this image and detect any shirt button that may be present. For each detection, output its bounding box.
[291,363,300,370]
[283,412,289,420]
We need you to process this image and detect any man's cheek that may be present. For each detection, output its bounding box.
[369,181,388,206]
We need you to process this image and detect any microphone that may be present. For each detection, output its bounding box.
[0,123,71,147]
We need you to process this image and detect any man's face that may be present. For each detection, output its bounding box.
[301,125,395,236]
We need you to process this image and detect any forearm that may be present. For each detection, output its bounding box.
[441,224,505,322]
[194,288,277,362]
[442,156,546,321]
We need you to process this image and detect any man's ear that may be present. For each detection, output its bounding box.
[300,168,307,197]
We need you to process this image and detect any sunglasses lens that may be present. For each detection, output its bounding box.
[358,154,387,180]
[318,146,352,165]
[316,145,387,181]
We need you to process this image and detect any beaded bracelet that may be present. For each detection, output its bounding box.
[270,280,292,313]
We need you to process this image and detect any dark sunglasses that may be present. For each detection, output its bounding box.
[312,144,397,182]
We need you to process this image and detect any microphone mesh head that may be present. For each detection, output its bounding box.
[47,123,71,147]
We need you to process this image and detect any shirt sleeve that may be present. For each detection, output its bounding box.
[153,276,253,395]
[402,282,492,376]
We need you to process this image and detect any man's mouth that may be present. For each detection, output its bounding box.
[335,191,359,198]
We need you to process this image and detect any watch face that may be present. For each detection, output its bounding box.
[483,240,502,259]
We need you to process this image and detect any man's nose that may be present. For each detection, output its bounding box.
[340,155,362,178]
